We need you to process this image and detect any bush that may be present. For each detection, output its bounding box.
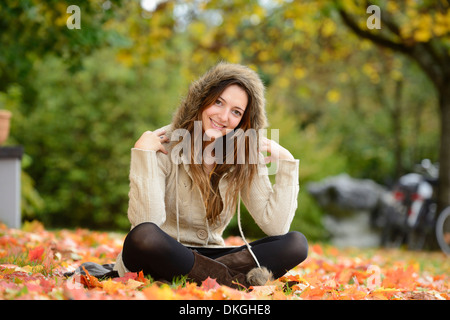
[14,51,187,230]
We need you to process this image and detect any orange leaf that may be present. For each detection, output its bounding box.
[336,269,353,284]
[28,247,45,262]
[382,265,417,290]
[311,244,323,255]
[177,282,207,299]
[299,286,326,299]
[142,283,178,300]
[137,270,146,283]
[80,266,103,289]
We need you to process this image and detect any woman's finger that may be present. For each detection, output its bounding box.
[259,144,268,152]
[160,135,170,142]
[153,128,166,136]
[159,144,168,155]
[259,137,270,152]
[260,137,269,145]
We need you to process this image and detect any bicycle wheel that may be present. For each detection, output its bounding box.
[436,206,450,255]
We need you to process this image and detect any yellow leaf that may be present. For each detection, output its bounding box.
[102,279,126,294]
[326,90,341,103]
[294,67,306,80]
[414,29,432,42]
[258,50,270,62]
[116,51,133,67]
[433,24,447,37]
[17,265,33,273]
[250,285,277,297]
[142,283,178,300]
[126,279,144,290]
[390,69,403,81]
[386,2,399,13]
[278,77,290,88]
[321,20,336,37]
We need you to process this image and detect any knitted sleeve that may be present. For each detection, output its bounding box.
[240,155,300,236]
[127,148,169,229]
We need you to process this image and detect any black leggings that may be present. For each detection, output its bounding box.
[122,222,308,281]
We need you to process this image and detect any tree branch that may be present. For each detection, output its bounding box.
[337,8,411,55]
[337,7,446,88]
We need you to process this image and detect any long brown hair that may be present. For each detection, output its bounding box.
[171,63,267,225]
[175,79,258,225]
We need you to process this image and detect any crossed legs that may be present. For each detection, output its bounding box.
[121,222,308,282]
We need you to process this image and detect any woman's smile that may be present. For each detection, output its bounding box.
[209,118,226,130]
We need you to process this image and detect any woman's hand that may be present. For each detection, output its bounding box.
[259,137,294,164]
[134,128,169,154]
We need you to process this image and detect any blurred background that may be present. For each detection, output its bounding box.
[0,0,448,250]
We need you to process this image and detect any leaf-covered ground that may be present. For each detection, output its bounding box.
[0,221,448,300]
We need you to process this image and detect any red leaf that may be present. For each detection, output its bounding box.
[114,272,137,284]
[201,277,220,291]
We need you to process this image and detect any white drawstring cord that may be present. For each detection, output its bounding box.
[175,165,180,242]
[205,218,210,246]
[237,192,261,268]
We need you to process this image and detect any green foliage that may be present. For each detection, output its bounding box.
[0,0,123,89]
[0,85,44,219]
[0,0,442,240]
[14,50,187,230]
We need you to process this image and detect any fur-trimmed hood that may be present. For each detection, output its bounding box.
[172,62,268,132]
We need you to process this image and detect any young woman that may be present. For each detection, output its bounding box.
[113,62,308,288]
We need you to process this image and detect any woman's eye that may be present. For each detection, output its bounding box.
[232,110,242,117]
[215,100,222,106]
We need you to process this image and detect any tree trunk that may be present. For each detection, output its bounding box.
[437,84,450,215]
[392,79,404,178]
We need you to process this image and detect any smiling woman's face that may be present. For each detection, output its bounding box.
[201,84,248,140]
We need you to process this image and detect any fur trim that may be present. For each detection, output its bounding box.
[246,267,273,286]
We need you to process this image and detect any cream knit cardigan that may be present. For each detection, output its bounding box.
[114,126,300,277]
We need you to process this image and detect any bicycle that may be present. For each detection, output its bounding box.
[380,159,450,254]
[436,205,450,255]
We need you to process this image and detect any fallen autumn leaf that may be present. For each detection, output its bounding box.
[0,222,448,300]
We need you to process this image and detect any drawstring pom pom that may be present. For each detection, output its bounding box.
[246,267,273,286]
